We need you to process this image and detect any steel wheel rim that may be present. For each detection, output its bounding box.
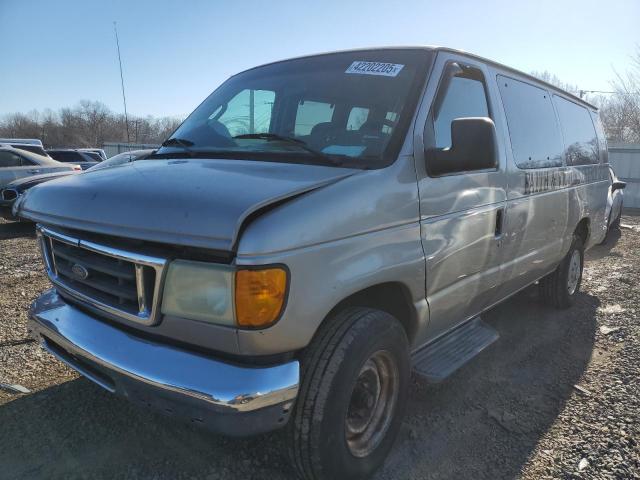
[345,350,399,458]
[567,249,581,295]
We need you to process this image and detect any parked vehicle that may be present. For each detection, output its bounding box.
[46,149,100,170]
[0,146,79,190]
[86,149,154,172]
[20,47,610,480]
[0,138,43,146]
[1,171,79,220]
[78,148,107,161]
[1,150,153,221]
[604,166,626,233]
[0,142,51,158]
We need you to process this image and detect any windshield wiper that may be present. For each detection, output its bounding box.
[161,137,195,154]
[233,133,344,166]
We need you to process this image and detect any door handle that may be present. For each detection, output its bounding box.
[495,207,505,238]
[28,169,40,174]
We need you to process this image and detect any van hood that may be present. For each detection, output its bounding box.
[17,158,357,252]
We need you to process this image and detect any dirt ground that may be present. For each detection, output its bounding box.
[1,217,638,480]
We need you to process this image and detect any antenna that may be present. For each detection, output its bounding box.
[113,21,130,143]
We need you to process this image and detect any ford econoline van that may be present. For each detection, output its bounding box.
[19,47,609,479]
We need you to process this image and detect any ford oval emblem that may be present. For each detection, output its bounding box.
[71,263,89,280]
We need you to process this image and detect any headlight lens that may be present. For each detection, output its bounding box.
[161,260,288,328]
[161,260,235,325]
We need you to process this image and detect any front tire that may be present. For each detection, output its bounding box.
[288,308,410,480]
[539,235,584,309]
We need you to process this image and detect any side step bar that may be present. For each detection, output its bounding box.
[412,317,499,382]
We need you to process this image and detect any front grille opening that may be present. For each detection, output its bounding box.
[43,336,116,392]
[44,235,158,322]
[2,189,18,201]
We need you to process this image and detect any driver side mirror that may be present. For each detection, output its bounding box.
[612,180,626,192]
[426,117,498,176]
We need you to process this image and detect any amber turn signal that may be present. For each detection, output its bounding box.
[235,267,288,328]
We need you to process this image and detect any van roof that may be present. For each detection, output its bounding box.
[243,46,596,111]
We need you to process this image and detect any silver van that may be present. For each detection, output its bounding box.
[19,47,609,479]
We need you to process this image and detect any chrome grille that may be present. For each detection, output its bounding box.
[37,225,166,325]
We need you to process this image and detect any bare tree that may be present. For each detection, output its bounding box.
[0,100,183,148]
[531,52,640,143]
[530,70,580,95]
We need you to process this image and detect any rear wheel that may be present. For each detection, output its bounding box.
[539,235,584,309]
[288,308,409,480]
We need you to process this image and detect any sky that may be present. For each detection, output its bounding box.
[1,0,639,119]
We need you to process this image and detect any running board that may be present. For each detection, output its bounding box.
[412,317,499,382]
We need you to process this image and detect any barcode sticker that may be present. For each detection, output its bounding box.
[345,61,404,77]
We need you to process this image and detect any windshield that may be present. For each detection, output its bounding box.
[154,49,432,168]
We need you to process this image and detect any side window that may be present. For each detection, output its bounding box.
[294,100,335,136]
[213,89,275,137]
[49,151,82,163]
[498,76,564,169]
[553,96,599,165]
[0,151,23,167]
[432,64,489,148]
[383,111,398,134]
[347,107,369,131]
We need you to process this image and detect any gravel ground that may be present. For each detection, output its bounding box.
[0,216,638,479]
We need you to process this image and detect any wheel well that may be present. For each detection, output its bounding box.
[574,218,590,244]
[328,283,418,343]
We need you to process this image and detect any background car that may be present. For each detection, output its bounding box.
[78,148,107,161]
[47,149,101,170]
[1,149,154,221]
[85,149,154,172]
[604,166,626,234]
[0,142,51,157]
[0,170,79,220]
[0,146,79,189]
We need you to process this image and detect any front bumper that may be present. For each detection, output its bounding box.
[28,289,300,436]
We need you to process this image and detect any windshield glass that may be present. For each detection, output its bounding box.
[155,49,431,168]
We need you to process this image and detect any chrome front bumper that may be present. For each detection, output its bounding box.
[28,289,300,436]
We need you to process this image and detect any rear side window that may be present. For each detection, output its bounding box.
[347,107,369,131]
[83,152,102,162]
[212,89,275,137]
[498,76,564,169]
[0,151,24,167]
[553,96,599,165]
[48,151,84,163]
[294,100,335,136]
[11,145,47,156]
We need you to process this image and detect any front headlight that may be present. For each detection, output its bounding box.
[161,260,235,325]
[160,260,287,328]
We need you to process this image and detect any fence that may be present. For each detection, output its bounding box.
[103,142,160,158]
[609,143,640,209]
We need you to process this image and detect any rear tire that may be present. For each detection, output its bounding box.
[539,235,584,309]
[287,307,410,480]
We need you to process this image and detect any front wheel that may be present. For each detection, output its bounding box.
[288,308,410,480]
[539,235,584,309]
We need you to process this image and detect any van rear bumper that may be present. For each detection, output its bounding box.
[28,289,299,436]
